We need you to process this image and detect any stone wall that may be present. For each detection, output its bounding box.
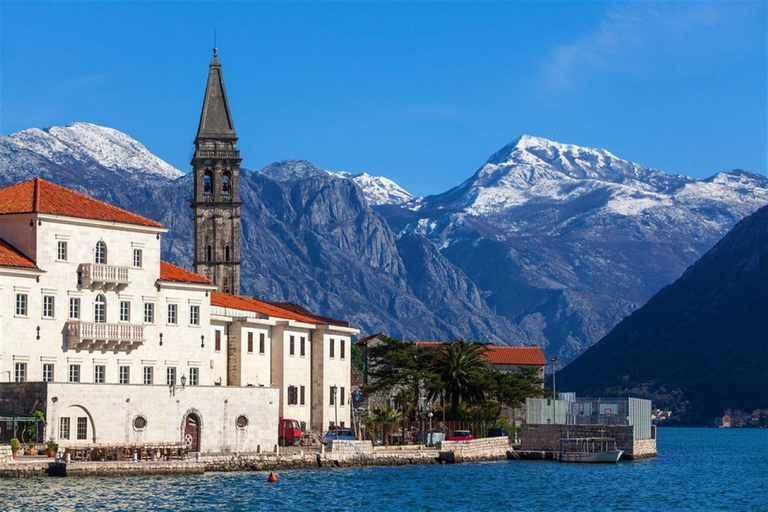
[520,424,657,459]
[0,446,12,463]
[329,440,373,456]
[437,437,510,462]
[49,461,205,477]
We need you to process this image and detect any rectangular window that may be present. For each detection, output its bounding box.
[330,386,335,406]
[247,332,254,353]
[341,339,346,359]
[215,330,221,352]
[143,302,154,324]
[43,295,55,318]
[167,367,176,386]
[59,417,71,440]
[289,335,295,356]
[189,367,199,386]
[120,301,130,322]
[69,364,80,383]
[259,333,265,354]
[143,366,153,385]
[340,386,346,406]
[69,298,80,319]
[133,248,143,268]
[14,362,26,383]
[15,293,28,316]
[287,385,298,405]
[300,385,306,406]
[43,363,54,382]
[190,305,200,326]
[77,417,88,440]
[300,337,306,357]
[57,241,68,261]
[330,338,335,358]
[94,365,105,384]
[119,366,130,384]
[167,304,177,325]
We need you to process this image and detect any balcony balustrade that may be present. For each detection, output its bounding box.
[79,263,130,291]
[66,321,145,351]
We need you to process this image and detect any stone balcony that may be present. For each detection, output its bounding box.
[78,263,130,291]
[66,321,145,351]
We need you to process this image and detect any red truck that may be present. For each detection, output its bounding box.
[278,418,302,446]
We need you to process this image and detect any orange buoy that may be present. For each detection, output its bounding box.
[267,472,278,483]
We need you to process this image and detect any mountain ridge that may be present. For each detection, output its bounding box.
[2,122,766,366]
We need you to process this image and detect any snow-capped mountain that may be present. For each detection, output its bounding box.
[0,122,184,182]
[381,135,768,364]
[336,172,415,206]
[2,124,765,365]
[259,159,414,206]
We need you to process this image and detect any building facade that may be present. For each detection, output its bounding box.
[0,51,357,452]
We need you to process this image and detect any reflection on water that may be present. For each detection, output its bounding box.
[1,429,766,511]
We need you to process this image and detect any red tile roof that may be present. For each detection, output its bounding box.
[412,341,546,366]
[484,346,546,366]
[0,238,37,269]
[0,178,163,228]
[159,261,212,284]
[211,292,326,325]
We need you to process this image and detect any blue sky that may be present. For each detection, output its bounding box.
[1,1,765,197]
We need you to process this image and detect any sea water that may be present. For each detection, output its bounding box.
[2,428,766,511]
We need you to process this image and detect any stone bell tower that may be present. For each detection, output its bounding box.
[191,47,241,295]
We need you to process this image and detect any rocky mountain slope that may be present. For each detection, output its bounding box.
[557,205,768,423]
[1,124,766,365]
[381,135,768,364]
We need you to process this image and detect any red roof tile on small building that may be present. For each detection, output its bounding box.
[159,261,212,284]
[211,292,325,325]
[412,341,546,366]
[0,178,163,228]
[0,238,37,269]
[484,346,546,366]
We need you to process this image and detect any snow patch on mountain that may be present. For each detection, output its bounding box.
[259,159,414,206]
[0,122,184,180]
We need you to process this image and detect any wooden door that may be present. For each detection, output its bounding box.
[184,413,200,452]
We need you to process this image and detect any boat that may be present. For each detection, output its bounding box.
[557,437,624,463]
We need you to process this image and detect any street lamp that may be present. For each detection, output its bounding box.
[551,357,558,424]
[428,411,433,431]
[332,385,339,428]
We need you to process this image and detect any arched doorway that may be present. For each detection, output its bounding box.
[184,413,201,452]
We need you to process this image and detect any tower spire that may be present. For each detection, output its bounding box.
[196,45,235,141]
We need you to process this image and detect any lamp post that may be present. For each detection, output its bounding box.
[551,357,558,423]
[428,411,433,431]
[332,385,339,428]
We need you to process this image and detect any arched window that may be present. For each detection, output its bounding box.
[222,172,231,196]
[95,241,107,264]
[206,245,213,262]
[94,294,106,323]
[203,171,213,195]
[225,245,231,262]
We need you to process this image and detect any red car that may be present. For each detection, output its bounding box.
[447,430,474,441]
[278,418,302,446]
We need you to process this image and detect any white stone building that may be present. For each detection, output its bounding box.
[0,178,356,452]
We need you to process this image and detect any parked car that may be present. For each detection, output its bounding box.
[487,427,509,438]
[447,430,474,441]
[278,418,302,447]
[321,428,356,445]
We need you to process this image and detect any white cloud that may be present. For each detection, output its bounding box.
[536,2,735,93]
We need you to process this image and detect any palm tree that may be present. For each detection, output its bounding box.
[430,339,492,411]
[371,405,402,445]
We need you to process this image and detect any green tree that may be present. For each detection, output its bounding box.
[371,405,402,445]
[492,366,545,430]
[429,339,492,412]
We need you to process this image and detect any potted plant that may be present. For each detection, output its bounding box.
[45,439,58,458]
[25,443,36,456]
[10,438,20,459]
